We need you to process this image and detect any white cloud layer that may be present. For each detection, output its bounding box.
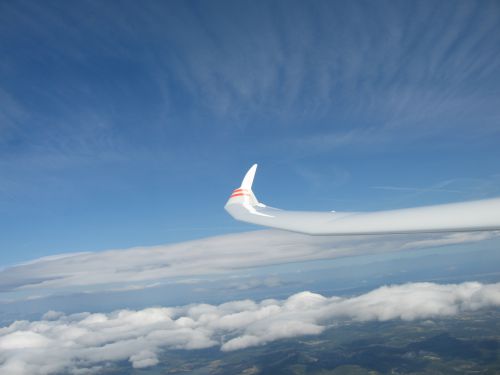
[1,230,497,300]
[1,281,500,374]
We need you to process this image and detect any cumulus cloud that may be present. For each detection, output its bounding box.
[1,281,500,374]
[0,229,497,300]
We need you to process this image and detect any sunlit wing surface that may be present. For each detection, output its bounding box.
[224,164,500,235]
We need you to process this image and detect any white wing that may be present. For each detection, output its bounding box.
[224,164,500,235]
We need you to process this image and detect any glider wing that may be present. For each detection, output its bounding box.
[224,164,500,235]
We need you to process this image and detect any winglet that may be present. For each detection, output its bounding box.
[225,164,259,207]
[241,164,258,190]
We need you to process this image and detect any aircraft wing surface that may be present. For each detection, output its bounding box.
[224,164,500,235]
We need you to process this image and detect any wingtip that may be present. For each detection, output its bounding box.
[241,164,258,190]
[225,164,260,209]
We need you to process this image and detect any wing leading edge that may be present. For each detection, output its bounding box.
[224,164,500,235]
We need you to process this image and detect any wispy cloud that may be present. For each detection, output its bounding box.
[1,281,499,374]
[3,0,500,149]
[371,175,500,204]
[0,88,27,138]
[372,186,461,194]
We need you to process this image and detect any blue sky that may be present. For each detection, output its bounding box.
[1,0,500,265]
[2,2,500,372]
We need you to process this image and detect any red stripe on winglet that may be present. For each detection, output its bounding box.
[233,188,248,193]
[230,193,251,198]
